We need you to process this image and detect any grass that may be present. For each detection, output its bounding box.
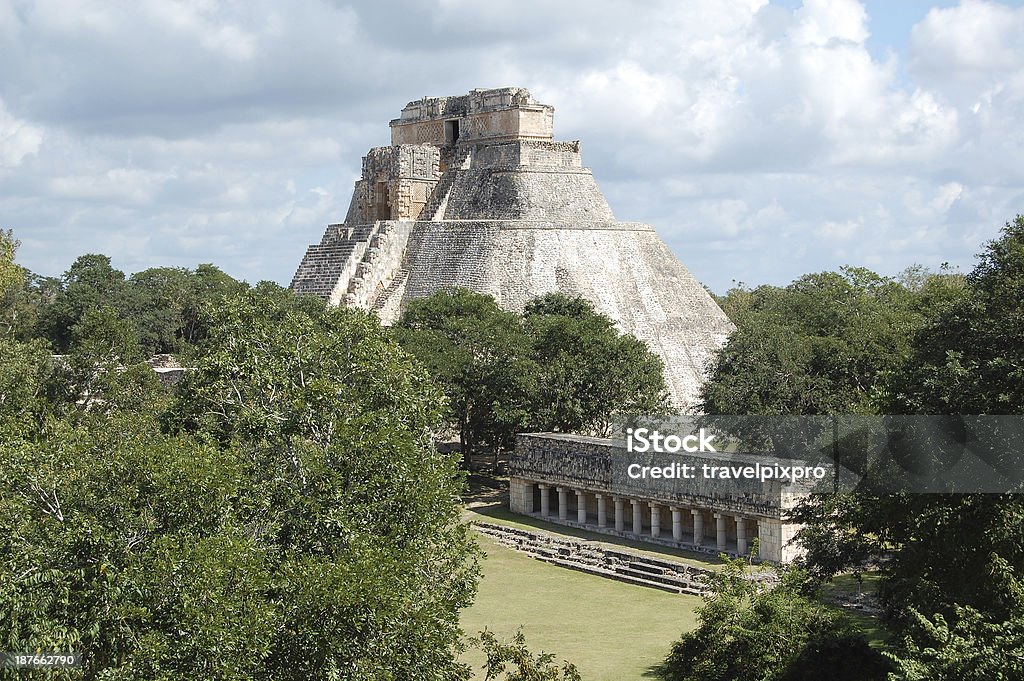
[820,571,892,649]
[460,532,702,680]
[464,503,727,572]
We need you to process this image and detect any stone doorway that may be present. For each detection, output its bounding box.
[445,119,460,145]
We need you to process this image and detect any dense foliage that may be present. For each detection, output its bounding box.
[658,556,889,681]
[704,266,964,415]
[695,216,1024,680]
[396,289,672,459]
[14,251,246,359]
[0,233,480,679]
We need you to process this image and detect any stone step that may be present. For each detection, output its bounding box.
[615,565,699,590]
[370,269,409,312]
[530,553,688,594]
[473,521,718,596]
[422,146,472,220]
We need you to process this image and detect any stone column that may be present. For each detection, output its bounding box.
[576,490,587,524]
[715,513,727,551]
[613,496,625,532]
[691,509,704,546]
[597,494,607,528]
[736,516,747,555]
[539,484,550,517]
[671,507,683,541]
[650,502,661,538]
[557,487,568,520]
[631,499,643,535]
[758,518,775,562]
[523,480,534,514]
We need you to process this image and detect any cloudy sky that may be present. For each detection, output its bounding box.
[2,0,1023,293]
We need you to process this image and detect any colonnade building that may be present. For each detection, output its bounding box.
[509,433,808,563]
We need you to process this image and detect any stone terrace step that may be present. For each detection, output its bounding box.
[472,521,723,595]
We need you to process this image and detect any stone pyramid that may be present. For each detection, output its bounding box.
[291,87,733,408]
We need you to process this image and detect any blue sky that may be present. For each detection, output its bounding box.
[2,0,1023,294]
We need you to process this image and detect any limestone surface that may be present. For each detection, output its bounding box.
[291,87,733,408]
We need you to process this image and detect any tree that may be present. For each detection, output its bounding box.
[125,264,247,357]
[0,416,280,679]
[165,288,479,678]
[396,288,536,463]
[886,606,1024,681]
[701,267,961,416]
[0,229,27,337]
[524,293,672,435]
[657,556,889,681]
[892,215,1024,414]
[1,286,480,679]
[473,630,582,681]
[397,290,674,460]
[37,254,134,354]
[0,232,60,436]
[0,337,55,437]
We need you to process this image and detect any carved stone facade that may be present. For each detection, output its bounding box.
[344,145,441,224]
[509,433,805,563]
[291,87,733,409]
[390,87,554,146]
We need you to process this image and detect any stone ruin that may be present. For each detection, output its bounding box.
[291,87,733,408]
[509,433,806,563]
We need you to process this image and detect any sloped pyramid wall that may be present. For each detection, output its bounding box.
[292,92,732,409]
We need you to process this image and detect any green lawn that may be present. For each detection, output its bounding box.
[820,572,891,648]
[461,532,702,680]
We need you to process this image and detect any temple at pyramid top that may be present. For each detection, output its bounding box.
[390,88,554,146]
[290,88,733,409]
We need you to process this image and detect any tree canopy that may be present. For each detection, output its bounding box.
[658,556,889,681]
[396,289,673,460]
[0,245,481,679]
[698,216,1024,680]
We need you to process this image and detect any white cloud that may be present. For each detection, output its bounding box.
[0,98,42,168]
[0,0,1021,294]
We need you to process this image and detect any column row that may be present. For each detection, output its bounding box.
[533,483,755,556]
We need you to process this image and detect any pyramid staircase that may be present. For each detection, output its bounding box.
[420,145,472,221]
[291,222,383,302]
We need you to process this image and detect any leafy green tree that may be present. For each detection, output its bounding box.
[524,293,672,435]
[795,493,1024,624]
[0,337,55,437]
[892,216,1024,414]
[166,288,479,678]
[396,288,536,462]
[36,254,135,354]
[0,415,279,680]
[473,629,582,680]
[790,222,1024,615]
[177,263,248,350]
[886,606,1024,681]
[658,556,889,681]
[125,266,195,356]
[0,231,60,436]
[702,267,961,416]
[125,264,247,357]
[1,286,479,679]
[397,290,673,459]
[0,228,23,335]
